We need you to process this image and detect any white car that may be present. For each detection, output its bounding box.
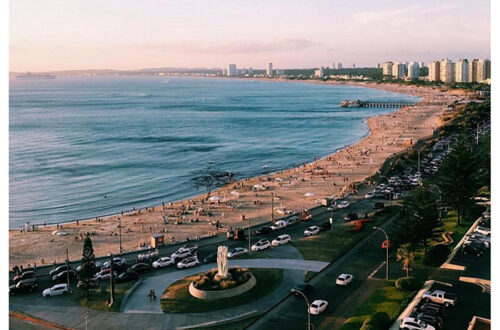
[364,191,376,199]
[251,239,271,252]
[42,283,68,297]
[336,273,353,286]
[228,247,248,258]
[337,201,350,209]
[474,226,490,236]
[304,226,320,237]
[400,317,435,330]
[272,234,291,246]
[94,269,117,281]
[177,256,199,269]
[271,220,287,231]
[309,300,328,315]
[171,247,193,260]
[152,257,175,268]
[101,257,126,269]
[286,216,300,226]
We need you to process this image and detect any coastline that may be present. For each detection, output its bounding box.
[9,81,466,267]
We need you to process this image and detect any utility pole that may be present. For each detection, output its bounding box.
[118,215,122,255]
[109,254,115,306]
[66,249,70,294]
[271,192,275,224]
[248,216,251,255]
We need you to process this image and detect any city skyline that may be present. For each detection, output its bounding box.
[10,0,490,71]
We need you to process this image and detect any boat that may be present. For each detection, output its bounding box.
[16,72,56,79]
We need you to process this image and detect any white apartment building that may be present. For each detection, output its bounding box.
[455,59,469,83]
[439,59,454,83]
[392,62,405,79]
[469,59,478,82]
[337,63,343,69]
[407,62,419,79]
[315,67,325,78]
[382,62,393,77]
[227,64,237,76]
[428,61,440,81]
[476,59,491,82]
[267,63,274,78]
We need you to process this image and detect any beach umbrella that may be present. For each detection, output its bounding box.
[208,196,220,202]
[230,191,240,197]
[254,184,264,190]
[275,177,283,182]
[304,192,315,197]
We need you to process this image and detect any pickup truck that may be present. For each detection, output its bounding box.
[422,290,457,307]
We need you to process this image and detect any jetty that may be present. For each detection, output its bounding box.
[340,99,448,108]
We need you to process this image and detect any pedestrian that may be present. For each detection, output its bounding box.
[20,265,24,273]
[33,263,37,271]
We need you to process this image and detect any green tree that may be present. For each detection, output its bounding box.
[438,135,478,224]
[397,244,415,277]
[79,236,97,299]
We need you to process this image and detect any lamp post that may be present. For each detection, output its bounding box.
[291,289,311,330]
[373,226,389,280]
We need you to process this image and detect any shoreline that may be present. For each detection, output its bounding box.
[9,81,467,267]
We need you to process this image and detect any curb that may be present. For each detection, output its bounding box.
[120,279,144,312]
[9,311,72,330]
[176,310,259,329]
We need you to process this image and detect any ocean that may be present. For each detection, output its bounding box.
[9,76,419,228]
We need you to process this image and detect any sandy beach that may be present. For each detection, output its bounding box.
[9,81,468,268]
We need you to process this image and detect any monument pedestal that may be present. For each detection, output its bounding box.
[214,273,232,282]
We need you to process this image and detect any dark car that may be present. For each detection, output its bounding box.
[52,270,78,283]
[77,278,99,290]
[182,243,199,252]
[203,253,217,264]
[318,220,332,231]
[49,265,73,277]
[416,314,443,330]
[344,213,358,222]
[415,303,446,316]
[9,278,38,295]
[13,271,37,284]
[127,263,152,274]
[253,226,272,236]
[293,283,313,296]
[373,202,385,210]
[462,244,484,256]
[115,271,139,283]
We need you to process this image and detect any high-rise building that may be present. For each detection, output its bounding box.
[337,63,343,69]
[376,63,381,69]
[469,59,478,82]
[428,61,440,81]
[439,59,454,83]
[227,64,237,76]
[352,63,356,68]
[407,62,420,79]
[476,59,491,82]
[455,59,469,83]
[332,62,336,70]
[392,62,405,79]
[382,61,393,77]
[419,61,425,68]
[267,63,274,78]
[315,67,324,78]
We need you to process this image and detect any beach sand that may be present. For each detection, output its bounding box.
[8,82,468,267]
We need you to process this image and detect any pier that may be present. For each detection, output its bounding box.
[340,100,448,108]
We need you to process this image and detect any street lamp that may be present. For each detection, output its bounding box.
[291,289,311,330]
[373,226,389,280]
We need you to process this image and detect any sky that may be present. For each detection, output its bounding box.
[9,0,490,71]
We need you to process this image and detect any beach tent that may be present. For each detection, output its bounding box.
[230,191,240,197]
[208,196,220,202]
[304,192,315,197]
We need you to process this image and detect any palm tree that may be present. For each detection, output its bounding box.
[397,244,415,278]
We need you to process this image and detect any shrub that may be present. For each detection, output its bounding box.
[422,244,451,266]
[395,276,421,291]
[361,311,391,330]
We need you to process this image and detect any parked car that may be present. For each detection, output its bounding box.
[309,300,328,315]
[76,261,101,273]
[251,239,271,252]
[115,271,139,283]
[52,270,77,283]
[228,247,248,258]
[422,290,457,307]
[304,226,320,237]
[474,226,491,236]
[182,243,199,253]
[365,191,376,199]
[177,256,199,269]
[13,271,37,284]
[400,316,435,330]
[318,220,332,231]
[271,220,287,231]
[344,213,358,222]
[285,216,300,227]
[462,244,484,256]
[416,314,443,330]
[49,265,72,278]
[42,284,69,297]
[373,202,385,210]
[203,253,217,264]
[101,257,127,269]
[336,273,353,286]
[76,278,99,290]
[127,263,151,274]
[9,278,38,295]
[272,234,291,246]
[252,226,272,236]
[93,268,117,281]
[152,257,175,269]
[337,201,350,209]
[300,209,313,221]
[171,247,193,261]
[227,227,246,241]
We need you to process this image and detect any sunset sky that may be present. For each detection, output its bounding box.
[10,0,490,71]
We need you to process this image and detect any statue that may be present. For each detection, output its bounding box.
[216,245,229,278]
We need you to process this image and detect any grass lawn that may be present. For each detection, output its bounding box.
[160,268,283,313]
[340,280,415,330]
[75,281,135,312]
[292,206,400,263]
